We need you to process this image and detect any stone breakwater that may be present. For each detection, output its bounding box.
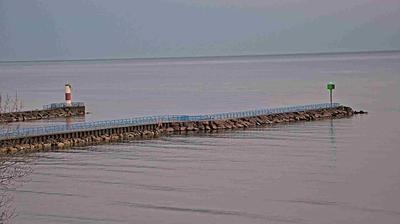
[0,106,353,154]
[0,106,85,123]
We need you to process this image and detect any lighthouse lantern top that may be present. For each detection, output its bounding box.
[327,81,335,90]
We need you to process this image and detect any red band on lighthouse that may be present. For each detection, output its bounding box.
[65,84,72,106]
[65,93,71,100]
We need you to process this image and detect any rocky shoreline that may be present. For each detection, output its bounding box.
[0,106,85,123]
[0,106,354,154]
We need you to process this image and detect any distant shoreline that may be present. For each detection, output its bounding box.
[1,49,399,64]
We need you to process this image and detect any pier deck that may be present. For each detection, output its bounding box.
[0,103,353,154]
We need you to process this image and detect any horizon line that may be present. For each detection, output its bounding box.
[1,49,399,64]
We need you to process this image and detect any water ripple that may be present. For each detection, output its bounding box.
[112,201,304,223]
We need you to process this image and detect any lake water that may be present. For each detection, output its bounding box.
[1,52,400,223]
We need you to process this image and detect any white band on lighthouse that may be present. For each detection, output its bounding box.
[65,84,72,106]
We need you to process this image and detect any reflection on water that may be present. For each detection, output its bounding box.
[329,119,337,168]
[0,156,34,224]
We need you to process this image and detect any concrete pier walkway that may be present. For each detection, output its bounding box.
[0,103,353,154]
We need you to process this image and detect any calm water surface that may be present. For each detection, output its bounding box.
[1,52,400,223]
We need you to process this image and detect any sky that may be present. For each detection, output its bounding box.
[0,0,399,61]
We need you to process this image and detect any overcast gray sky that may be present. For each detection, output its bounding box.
[0,0,399,61]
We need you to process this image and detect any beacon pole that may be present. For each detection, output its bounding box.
[327,82,335,108]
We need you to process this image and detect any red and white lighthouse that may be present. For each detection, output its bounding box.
[65,84,72,106]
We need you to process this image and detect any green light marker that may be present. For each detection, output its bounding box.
[327,81,335,107]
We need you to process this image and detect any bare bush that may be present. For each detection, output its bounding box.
[0,155,33,223]
[0,91,23,114]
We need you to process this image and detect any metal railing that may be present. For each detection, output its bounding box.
[1,103,340,140]
[43,102,85,110]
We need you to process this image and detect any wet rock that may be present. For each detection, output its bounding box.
[43,143,52,150]
[209,122,218,130]
[102,136,111,142]
[35,144,43,150]
[111,135,120,141]
[142,131,154,137]
[354,110,368,114]
[0,147,8,154]
[9,147,18,154]
[63,141,71,147]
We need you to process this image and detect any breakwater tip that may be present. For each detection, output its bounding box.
[354,110,368,114]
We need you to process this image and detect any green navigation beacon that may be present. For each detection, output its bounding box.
[327,81,335,108]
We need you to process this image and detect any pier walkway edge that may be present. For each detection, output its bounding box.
[0,103,339,140]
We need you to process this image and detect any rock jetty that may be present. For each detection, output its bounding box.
[0,106,353,154]
[0,106,85,123]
